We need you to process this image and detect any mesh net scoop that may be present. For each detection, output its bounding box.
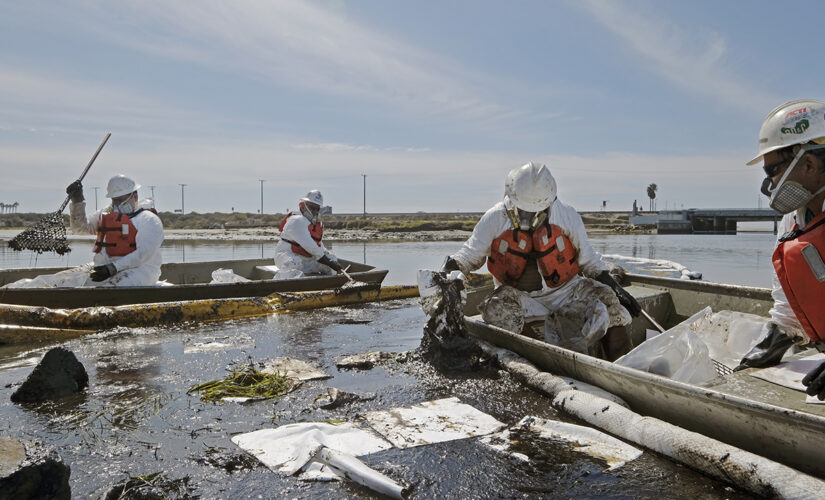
[8,212,72,255]
[6,132,110,256]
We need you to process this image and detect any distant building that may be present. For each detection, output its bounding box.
[320,205,332,215]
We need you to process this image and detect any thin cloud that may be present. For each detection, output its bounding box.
[0,64,213,136]
[80,1,535,126]
[575,0,779,112]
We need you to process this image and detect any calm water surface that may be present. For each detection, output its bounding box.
[0,233,773,498]
[0,232,778,287]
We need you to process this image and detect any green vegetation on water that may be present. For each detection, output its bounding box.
[188,366,294,402]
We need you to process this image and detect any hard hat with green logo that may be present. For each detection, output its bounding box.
[747,99,825,166]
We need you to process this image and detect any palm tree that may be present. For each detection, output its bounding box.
[646,183,658,211]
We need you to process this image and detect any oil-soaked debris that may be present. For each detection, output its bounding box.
[0,437,71,499]
[193,446,260,474]
[336,318,373,325]
[11,347,88,403]
[418,271,483,371]
[314,387,376,410]
[480,416,643,470]
[101,472,197,500]
[260,357,331,381]
[187,366,298,403]
[336,351,413,370]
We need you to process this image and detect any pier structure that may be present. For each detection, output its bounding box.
[630,208,780,234]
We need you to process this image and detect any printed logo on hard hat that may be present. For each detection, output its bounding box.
[781,119,809,135]
[785,107,807,119]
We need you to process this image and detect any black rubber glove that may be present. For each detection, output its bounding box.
[90,263,117,282]
[732,323,794,372]
[595,270,641,317]
[318,254,343,272]
[441,256,460,273]
[802,360,825,400]
[66,180,84,203]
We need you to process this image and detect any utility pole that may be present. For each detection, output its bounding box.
[149,185,156,208]
[259,179,265,215]
[93,187,99,210]
[179,184,186,215]
[362,174,367,215]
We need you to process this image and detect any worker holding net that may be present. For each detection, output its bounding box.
[67,174,164,287]
[5,134,165,288]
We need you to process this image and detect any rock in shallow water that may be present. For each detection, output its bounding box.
[11,347,88,403]
[0,437,71,500]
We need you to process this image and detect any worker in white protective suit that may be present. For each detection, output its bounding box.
[66,174,164,287]
[735,99,825,401]
[273,190,343,279]
[442,163,641,361]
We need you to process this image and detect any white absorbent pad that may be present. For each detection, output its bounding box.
[364,396,506,448]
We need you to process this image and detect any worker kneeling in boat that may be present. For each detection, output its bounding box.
[442,162,641,361]
[274,190,343,279]
[736,99,825,400]
[66,174,164,286]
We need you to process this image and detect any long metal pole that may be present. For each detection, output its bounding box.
[362,174,366,215]
[93,187,99,211]
[179,184,186,214]
[259,179,265,214]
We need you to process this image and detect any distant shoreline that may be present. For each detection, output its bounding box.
[0,211,651,242]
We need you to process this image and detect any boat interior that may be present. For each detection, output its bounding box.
[0,257,376,286]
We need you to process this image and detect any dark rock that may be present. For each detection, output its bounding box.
[11,347,88,403]
[0,437,71,500]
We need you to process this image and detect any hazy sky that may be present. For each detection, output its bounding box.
[1,0,823,214]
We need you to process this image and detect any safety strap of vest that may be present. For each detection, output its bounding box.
[95,241,137,249]
[779,213,825,242]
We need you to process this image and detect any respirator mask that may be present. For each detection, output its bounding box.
[762,144,825,214]
[114,194,137,215]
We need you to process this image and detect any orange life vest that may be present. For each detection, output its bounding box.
[533,223,580,287]
[773,211,825,343]
[487,223,579,288]
[278,212,324,258]
[94,211,138,257]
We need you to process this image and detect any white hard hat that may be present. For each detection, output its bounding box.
[747,99,825,165]
[504,162,557,212]
[106,174,140,198]
[300,190,324,206]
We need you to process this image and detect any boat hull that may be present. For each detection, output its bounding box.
[0,258,388,308]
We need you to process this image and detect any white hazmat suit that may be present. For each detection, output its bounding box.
[70,200,164,287]
[274,212,336,279]
[450,198,631,352]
